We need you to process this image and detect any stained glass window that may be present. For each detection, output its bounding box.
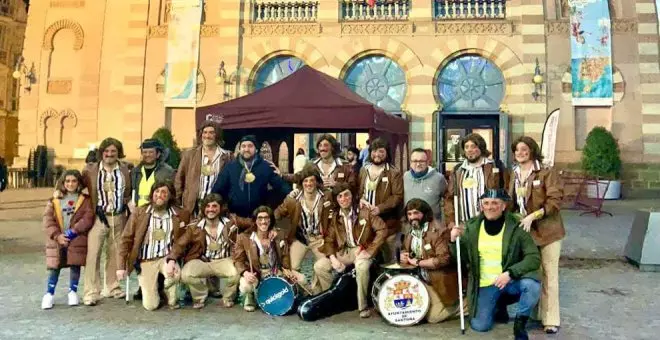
[437,55,505,112]
[253,55,305,91]
[343,55,407,113]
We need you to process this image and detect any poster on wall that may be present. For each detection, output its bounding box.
[568,0,613,106]
[164,0,203,108]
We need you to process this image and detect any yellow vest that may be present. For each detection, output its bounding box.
[478,220,504,287]
[137,167,156,207]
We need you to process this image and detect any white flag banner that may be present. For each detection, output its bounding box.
[541,109,560,167]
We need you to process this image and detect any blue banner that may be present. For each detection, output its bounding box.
[569,0,613,106]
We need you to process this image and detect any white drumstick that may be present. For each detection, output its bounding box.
[454,195,466,334]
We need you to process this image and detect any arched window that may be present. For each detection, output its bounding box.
[343,55,407,113]
[437,55,505,112]
[253,55,305,91]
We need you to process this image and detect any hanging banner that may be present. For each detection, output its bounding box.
[541,109,560,167]
[568,0,613,106]
[164,0,202,107]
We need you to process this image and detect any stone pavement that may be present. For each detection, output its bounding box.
[0,189,658,339]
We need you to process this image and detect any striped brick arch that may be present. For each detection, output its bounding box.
[428,36,525,107]
[240,38,330,94]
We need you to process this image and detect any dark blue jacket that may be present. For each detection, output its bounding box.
[212,156,291,217]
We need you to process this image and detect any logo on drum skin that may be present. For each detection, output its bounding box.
[385,280,423,311]
[261,286,290,306]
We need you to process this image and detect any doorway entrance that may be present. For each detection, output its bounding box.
[437,113,501,173]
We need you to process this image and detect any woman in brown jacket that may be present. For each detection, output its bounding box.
[41,170,95,309]
[508,136,565,334]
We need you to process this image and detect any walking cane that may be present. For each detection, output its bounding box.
[454,195,466,334]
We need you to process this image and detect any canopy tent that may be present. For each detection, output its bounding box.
[195,65,410,171]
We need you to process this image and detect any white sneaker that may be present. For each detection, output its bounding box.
[41,293,54,310]
[67,291,79,306]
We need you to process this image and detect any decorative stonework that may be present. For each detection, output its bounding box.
[547,19,637,35]
[341,23,413,36]
[43,19,84,50]
[39,108,78,127]
[148,25,220,38]
[435,21,513,35]
[50,0,85,7]
[47,79,72,94]
[248,23,321,36]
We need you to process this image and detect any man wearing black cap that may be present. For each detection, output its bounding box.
[212,135,291,218]
[450,189,541,340]
[128,138,175,212]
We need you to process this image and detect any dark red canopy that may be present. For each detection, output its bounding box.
[195,65,409,136]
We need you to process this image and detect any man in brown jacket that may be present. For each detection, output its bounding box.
[233,206,306,312]
[175,122,232,216]
[444,133,507,230]
[357,137,403,264]
[168,193,242,309]
[283,134,357,194]
[81,137,132,306]
[117,181,191,311]
[400,198,460,323]
[314,182,387,318]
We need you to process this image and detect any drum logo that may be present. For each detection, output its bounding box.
[261,286,290,306]
[385,280,423,311]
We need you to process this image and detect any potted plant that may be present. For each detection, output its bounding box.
[581,126,622,199]
[152,127,182,170]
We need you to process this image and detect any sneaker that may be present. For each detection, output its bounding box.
[359,309,371,318]
[67,291,79,306]
[41,293,54,310]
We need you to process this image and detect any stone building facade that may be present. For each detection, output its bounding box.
[0,0,27,164]
[13,0,660,195]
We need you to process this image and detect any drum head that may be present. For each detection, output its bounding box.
[256,277,296,316]
[376,274,430,326]
[381,263,417,270]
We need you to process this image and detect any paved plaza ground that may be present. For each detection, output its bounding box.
[0,189,658,339]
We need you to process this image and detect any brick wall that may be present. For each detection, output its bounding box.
[556,162,660,198]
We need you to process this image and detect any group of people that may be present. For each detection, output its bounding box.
[40,122,565,340]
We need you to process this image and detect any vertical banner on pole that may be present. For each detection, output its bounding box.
[541,109,560,167]
[568,0,613,106]
[164,0,203,107]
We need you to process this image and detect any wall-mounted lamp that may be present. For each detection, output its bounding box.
[215,61,227,85]
[532,58,544,101]
[12,56,36,92]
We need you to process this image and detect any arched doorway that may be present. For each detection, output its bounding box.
[434,55,507,172]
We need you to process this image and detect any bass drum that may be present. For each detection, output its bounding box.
[371,271,430,326]
[256,276,299,316]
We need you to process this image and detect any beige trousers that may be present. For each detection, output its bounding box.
[289,237,326,293]
[181,258,239,304]
[238,269,307,305]
[313,247,372,311]
[138,257,181,311]
[424,283,459,323]
[538,240,562,327]
[83,216,125,303]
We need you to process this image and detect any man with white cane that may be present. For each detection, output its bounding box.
[450,189,541,340]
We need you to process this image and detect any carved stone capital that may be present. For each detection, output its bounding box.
[435,20,513,35]
[247,23,321,36]
[148,25,168,38]
[341,22,413,36]
[547,19,638,35]
[545,20,569,35]
[148,25,221,38]
[612,19,637,33]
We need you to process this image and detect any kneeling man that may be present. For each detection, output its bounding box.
[400,198,460,323]
[117,181,190,310]
[451,189,541,340]
[314,182,387,318]
[168,193,241,309]
[233,206,306,312]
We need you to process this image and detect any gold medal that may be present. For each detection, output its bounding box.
[463,178,476,189]
[103,180,115,192]
[367,181,377,191]
[245,172,256,183]
[152,229,166,241]
[208,242,221,251]
[516,187,527,198]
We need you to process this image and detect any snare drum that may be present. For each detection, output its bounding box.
[255,276,299,316]
[371,266,430,326]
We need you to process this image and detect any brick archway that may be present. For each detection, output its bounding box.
[43,19,85,50]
